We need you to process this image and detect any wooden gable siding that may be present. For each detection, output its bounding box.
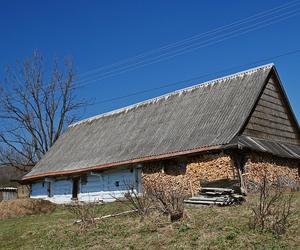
[243,75,300,145]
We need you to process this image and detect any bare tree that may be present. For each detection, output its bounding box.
[0,51,85,171]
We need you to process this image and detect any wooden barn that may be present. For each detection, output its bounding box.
[22,64,300,204]
[0,187,17,201]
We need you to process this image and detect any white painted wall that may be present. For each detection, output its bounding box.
[30,167,141,204]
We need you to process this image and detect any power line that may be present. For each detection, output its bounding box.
[75,10,300,87]
[78,0,299,79]
[75,1,300,87]
[76,9,300,88]
[86,49,300,107]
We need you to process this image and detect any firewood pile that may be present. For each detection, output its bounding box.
[244,153,300,192]
[142,154,237,195]
[184,187,245,207]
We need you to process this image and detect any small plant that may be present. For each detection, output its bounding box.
[68,200,101,232]
[249,174,295,235]
[121,181,152,222]
[146,181,188,222]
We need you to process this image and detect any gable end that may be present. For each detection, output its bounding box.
[242,71,300,145]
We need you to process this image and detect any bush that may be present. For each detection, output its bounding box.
[146,181,188,222]
[249,174,295,235]
[122,183,152,222]
[68,201,101,232]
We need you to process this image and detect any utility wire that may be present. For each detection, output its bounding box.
[76,9,300,88]
[86,49,300,107]
[78,0,299,79]
[75,1,300,87]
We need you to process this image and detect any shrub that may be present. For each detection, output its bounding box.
[122,183,152,222]
[68,201,101,232]
[146,181,188,222]
[249,174,295,235]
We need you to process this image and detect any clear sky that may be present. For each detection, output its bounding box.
[0,0,299,121]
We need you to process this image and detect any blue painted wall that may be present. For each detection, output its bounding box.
[31,182,48,196]
[81,170,137,193]
[53,179,72,196]
[30,167,140,204]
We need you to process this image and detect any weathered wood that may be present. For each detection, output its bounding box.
[258,99,287,113]
[261,93,284,106]
[244,128,298,143]
[248,117,296,133]
[74,209,138,224]
[251,110,292,126]
[229,152,247,195]
[200,187,234,193]
[255,105,290,120]
[243,129,299,145]
[246,121,297,138]
[184,187,245,206]
[263,88,280,98]
[242,78,300,145]
[189,180,194,197]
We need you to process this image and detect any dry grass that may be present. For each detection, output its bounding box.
[0,193,299,249]
[0,198,55,219]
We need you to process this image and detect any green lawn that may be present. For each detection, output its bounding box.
[0,193,300,250]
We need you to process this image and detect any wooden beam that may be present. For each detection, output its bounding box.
[228,151,247,195]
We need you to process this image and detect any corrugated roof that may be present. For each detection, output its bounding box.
[0,187,17,192]
[237,135,300,159]
[24,64,279,179]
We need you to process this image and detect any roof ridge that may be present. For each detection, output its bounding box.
[70,63,274,127]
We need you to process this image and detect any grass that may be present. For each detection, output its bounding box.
[0,193,299,250]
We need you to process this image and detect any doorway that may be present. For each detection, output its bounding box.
[72,178,79,199]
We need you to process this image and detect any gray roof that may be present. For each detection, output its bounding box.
[237,135,300,159]
[24,64,298,180]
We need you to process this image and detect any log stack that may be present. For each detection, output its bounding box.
[184,187,245,207]
[142,153,236,195]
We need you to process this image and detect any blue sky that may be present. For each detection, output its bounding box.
[0,0,299,121]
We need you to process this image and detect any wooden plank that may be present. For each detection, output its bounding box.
[260,93,283,106]
[255,105,290,120]
[263,88,281,99]
[201,187,234,192]
[266,80,277,89]
[265,84,277,92]
[248,116,296,133]
[243,128,299,144]
[246,123,298,139]
[258,99,287,113]
[251,110,292,126]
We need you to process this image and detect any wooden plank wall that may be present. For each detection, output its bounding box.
[243,75,300,145]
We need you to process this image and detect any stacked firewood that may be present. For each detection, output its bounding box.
[142,154,236,195]
[244,153,300,192]
[185,155,235,191]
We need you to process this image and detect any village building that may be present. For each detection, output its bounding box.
[0,187,17,201]
[22,64,300,204]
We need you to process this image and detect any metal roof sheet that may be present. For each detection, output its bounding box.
[0,187,17,192]
[238,135,300,159]
[25,64,277,179]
